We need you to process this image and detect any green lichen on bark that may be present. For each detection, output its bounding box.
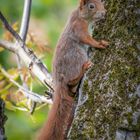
[68,0,140,139]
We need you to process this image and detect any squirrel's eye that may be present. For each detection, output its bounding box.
[88,3,96,10]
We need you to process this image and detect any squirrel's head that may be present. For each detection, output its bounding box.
[79,0,106,22]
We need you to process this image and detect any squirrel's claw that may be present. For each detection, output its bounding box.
[100,40,109,48]
[83,61,93,70]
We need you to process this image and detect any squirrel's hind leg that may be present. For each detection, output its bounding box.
[68,60,93,93]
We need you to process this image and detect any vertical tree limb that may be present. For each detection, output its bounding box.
[19,0,32,42]
[0,99,7,140]
[68,0,140,139]
[16,0,32,89]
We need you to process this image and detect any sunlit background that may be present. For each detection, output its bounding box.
[0,0,78,139]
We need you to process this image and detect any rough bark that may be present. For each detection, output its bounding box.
[68,0,140,139]
[0,99,7,140]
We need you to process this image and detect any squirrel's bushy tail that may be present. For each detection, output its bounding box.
[38,82,74,140]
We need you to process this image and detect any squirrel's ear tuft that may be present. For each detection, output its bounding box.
[79,0,88,9]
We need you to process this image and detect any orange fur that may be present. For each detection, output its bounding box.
[38,0,108,139]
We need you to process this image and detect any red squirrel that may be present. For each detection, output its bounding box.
[38,0,109,139]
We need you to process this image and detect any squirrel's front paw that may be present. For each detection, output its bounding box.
[99,40,109,48]
[83,61,93,71]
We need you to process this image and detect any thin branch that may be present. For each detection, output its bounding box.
[1,67,53,104]
[0,39,53,91]
[0,11,53,91]
[19,0,32,42]
[0,11,24,48]
[16,0,32,88]
[0,40,16,53]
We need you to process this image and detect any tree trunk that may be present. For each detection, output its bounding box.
[68,0,140,139]
[0,99,7,140]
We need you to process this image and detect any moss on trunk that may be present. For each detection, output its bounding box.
[68,0,140,139]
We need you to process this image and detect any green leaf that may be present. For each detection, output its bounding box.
[0,47,4,52]
[8,68,19,79]
[5,101,16,111]
[0,82,13,94]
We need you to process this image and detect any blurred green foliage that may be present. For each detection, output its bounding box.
[0,0,77,139]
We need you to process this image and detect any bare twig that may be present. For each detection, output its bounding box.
[0,12,24,47]
[0,40,16,53]
[19,0,32,42]
[16,0,32,89]
[1,67,53,104]
[0,11,53,91]
[0,39,53,90]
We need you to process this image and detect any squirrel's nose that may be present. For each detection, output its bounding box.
[101,11,106,18]
[96,11,106,19]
